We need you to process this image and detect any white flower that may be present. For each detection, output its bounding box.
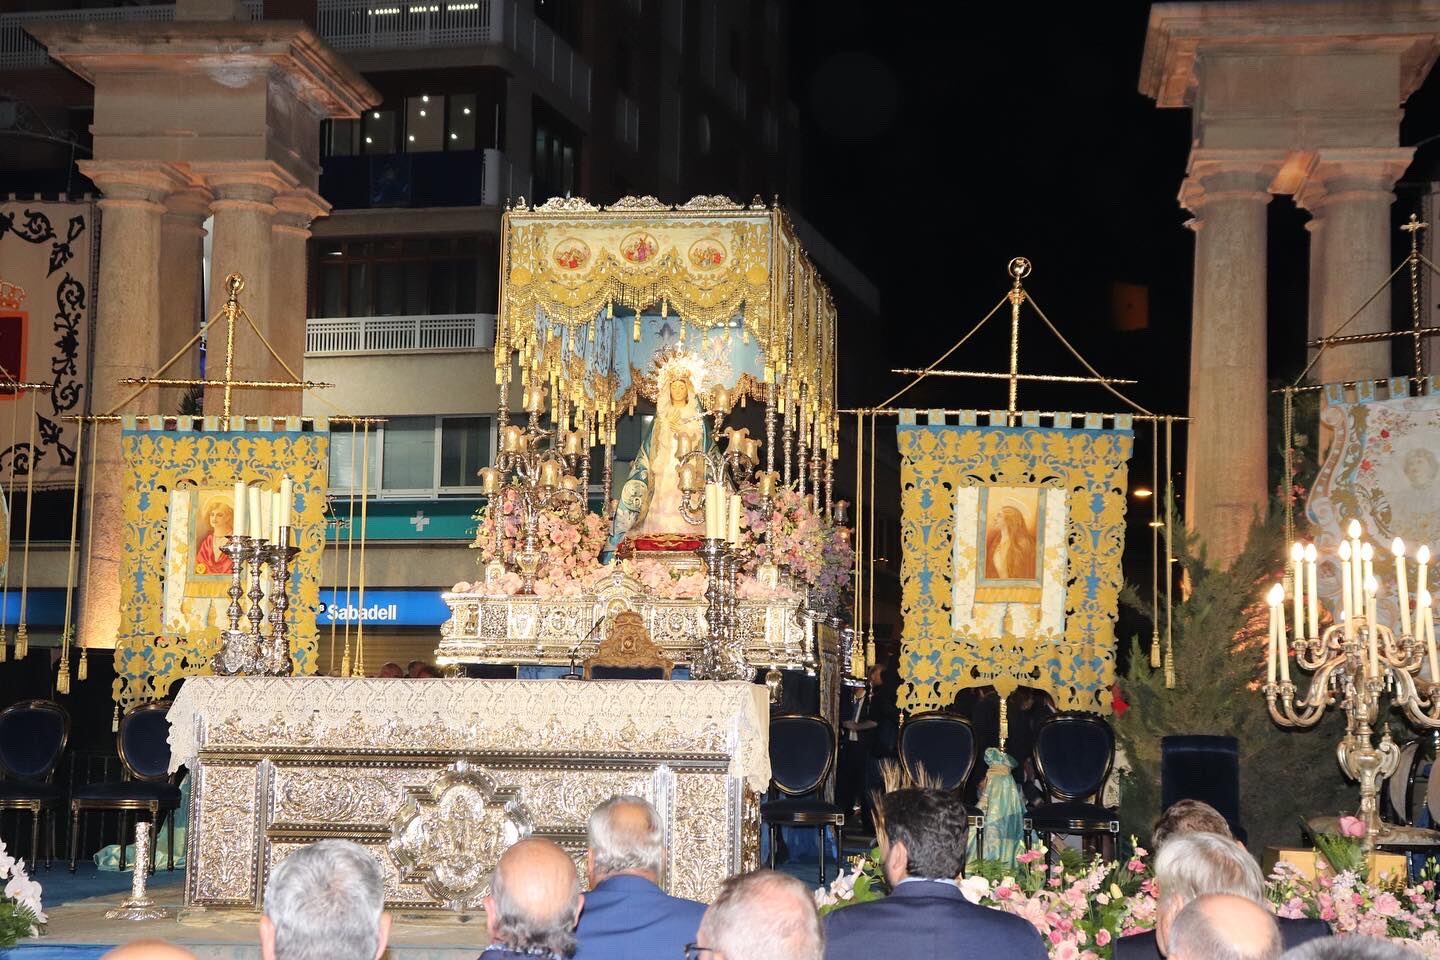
[959,875,991,904]
[6,873,44,923]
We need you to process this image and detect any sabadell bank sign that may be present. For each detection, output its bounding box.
[316,590,450,627]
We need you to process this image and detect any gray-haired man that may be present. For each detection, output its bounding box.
[574,795,705,960]
[260,839,391,960]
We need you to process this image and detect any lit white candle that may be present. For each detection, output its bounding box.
[1339,540,1355,637]
[1395,538,1412,638]
[1422,589,1439,683]
[233,481,247,539]
[1420,545,1431,601]
[247,486,262,540]
[278,476,293,533]
[728,493,742,545]
[1266,584,1280,686]
[1291,542,1306,640]
[1361,541,1375,591]
[1349,518,1363,544]
[1365,574,1380,675]
[1273,582,1291,684]
[260,490,273,544]
[1305,543,1319,640]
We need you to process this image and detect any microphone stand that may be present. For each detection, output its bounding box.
[562,617,605,680]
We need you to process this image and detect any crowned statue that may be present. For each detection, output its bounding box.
[609,349,711,552]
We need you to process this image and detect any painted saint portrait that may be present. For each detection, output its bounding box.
[193,491,236,577]
[979,487,1042,584]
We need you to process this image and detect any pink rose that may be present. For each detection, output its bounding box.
[1095,929,1111,947]
[1337,815,1367,839]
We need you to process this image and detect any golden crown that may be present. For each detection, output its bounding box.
[0,281,25,311]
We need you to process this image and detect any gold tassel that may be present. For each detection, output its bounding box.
[77,652,88,681]
[1164,648,1176,689]
[633,315,641,342]
[56,666,69,696]
[14,624,27,659]
[341,651,352,678]
[0,633,8,663]
[1150,633,1161,669]
[111,704,120,733]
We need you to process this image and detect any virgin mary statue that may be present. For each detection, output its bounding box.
[608,352,709,551]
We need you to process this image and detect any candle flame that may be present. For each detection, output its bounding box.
[1422,545,1433,565]
[1291,542,1305,561]
[1349,519,1363,539]
[1361,542,1375,562]
[1304,543,1317,562]
[1394,537,1407,558]
[1267,583,1285,606]
[1339,541,1352,561]
[1422,589,1434,609]
[1365,575,1379,596]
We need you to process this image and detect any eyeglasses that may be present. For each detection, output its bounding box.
[684,944,722,959]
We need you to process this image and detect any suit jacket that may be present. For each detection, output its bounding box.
[573,873,706,960]
[477,948,565,960]
[824,879,1048,960]
[1112,915,1331,960]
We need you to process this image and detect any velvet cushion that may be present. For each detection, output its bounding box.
[1161,735,1244,839]
[761,797,844,821]
[588,666,666,680]
[0,781,60,802]
[121,709,172,780]
[72,781,181,804]
[769,716,833,795]
[900,715,976,791]
[1027,799,1118,831]
[1035,715,1114,800]
[0,706,65,780]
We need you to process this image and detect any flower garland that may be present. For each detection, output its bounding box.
[0,840,45,946]
[470,491,610,581]
[816,842,1440,959]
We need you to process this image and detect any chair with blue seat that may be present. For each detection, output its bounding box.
[761,713,843,883]
[69,700,181,873]
[899,711,985,839]
[1161,734,1246,844]
[1025,711,1118,859]
[0,700,70,867]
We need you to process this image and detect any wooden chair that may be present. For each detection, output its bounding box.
[761,714,844,883]
[0,700,70,867]
[583,611,673,680]
[1025,711,1119,860]
[70,701,181,873]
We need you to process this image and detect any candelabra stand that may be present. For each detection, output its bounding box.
[105,822,169,921]
[1266,615,1440,852]
[694,538,748,680]
[485,417,586,595]
[263,527,301,676]
[212,536,259,675]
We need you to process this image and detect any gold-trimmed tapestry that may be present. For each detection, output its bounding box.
[896,412,1133,712]
[114,419,329,709]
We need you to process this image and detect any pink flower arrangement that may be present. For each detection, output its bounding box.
[740,486,853,611]
[1337,815,1368,839]
[1267,861,1440,946]
[470,492,609,582]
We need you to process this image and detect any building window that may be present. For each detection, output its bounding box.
[532,111,583,201]
[312,236,483,318]
[322,95,490,158]
[329,416,495,498]
[449,93,478,150]
[405,95,443,152]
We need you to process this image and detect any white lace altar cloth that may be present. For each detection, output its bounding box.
[168,676,771,790]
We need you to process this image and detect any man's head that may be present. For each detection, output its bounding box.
[260,840,389,960]
[587,795,665,887]
[484,838,583,958]
[102,941,199,960]
[1166,894,1281,960]
[1153,832,1265,955]
[1282,935,1419,960]
[1153,799,1233,850]
[695,870,822,960]
[877,788,967,885]
[378,662,404,678]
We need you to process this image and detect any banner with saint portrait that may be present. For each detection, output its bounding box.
[1306,378,1440,634]
[114,418,329,709]
[896,412,1133,712]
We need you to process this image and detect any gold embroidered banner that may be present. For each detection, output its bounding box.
[896,415,1133,712]
[114,422,329,709]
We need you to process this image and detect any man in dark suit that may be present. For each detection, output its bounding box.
[1113,828,1328,960]
[824,788,1047,960]
[573,795,705,960]
[480,838,584,960]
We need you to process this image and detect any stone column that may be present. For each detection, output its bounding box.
[1182,155,1281,567]
[1296,148,1414,386]
[75,160,181,651]
[268,190,329,417]
[157,187,210,416]
[194,164,291,419]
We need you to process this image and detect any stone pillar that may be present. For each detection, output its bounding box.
[269,190,329,417]
[195,165,290,418]
[1182,156,1281,566]
[157,187,210,416]
[75,161,181,652]
[1297,149,1414,385]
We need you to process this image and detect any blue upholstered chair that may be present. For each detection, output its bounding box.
[0,700,70,867]
[1161,734,1246,843]
[1025,711,1118,859]
[69,701,181,873]
[899,711,985,843]
[761,713,843,883]
[585,665,668,680]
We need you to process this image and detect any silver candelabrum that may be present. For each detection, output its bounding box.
[211,527,301,677]
[483,414,587,595]
[692,537,749,681]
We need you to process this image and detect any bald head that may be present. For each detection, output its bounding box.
[1167,894,1281,960]
[485,838,583,958]
[588,795,665,885]
[697,870,823,960]
[102,942,198,960]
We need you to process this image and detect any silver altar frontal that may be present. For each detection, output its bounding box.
[168,676,769,917]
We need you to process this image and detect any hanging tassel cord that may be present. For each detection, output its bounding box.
[15,392,38,659]
[77,421,99,682]
[56,419,86,695]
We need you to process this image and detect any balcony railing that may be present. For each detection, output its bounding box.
[306,313,496,356]
[0,5,174,70]
[315,0,590,109]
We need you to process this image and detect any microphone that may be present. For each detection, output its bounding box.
[561,617,605,680]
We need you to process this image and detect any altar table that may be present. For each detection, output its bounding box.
[168,677,769,916]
